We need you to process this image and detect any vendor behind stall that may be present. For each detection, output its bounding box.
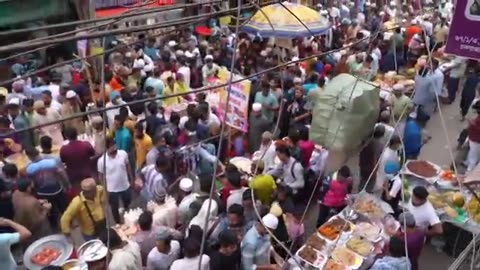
[407,186,443,236]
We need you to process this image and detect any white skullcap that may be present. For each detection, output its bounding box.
[291,56,299,62]
[168,40,177,47]
[260,50,268,57]
[192,48,200,55]
[379,11,385,16]
[262,213,279,230]
[133,59,145,69]
[379,91,390,100]
[205,54,214,61]
[179,178,193,192]
[144,65,153,73]
[389,0,396,5]
[66,90,77,99]
[411,19,418,24]
[293,77,303,84]
[176,50,184,56]
[409,111,417,119]
[80,240,108,262]
[8,98,20,105]
[252,103,262,112]
[125,52,132,58]
[320,10,328,15]
[185,51,194,58]
[179,116,189,129]
[392,84,405,91]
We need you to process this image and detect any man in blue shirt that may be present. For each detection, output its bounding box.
[0,218,31,270]
[113,114,133,153]
[403,116,423,160]
[241,213,278,270]
[25,147,69,228]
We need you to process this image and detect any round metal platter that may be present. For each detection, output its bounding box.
[23,234,73,270]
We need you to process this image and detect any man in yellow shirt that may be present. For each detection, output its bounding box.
[61,178,106,241]
[134,122,153,170]
[162,76,183,106]
[249,160,277,205]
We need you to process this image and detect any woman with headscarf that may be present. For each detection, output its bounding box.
[188,199,220,241]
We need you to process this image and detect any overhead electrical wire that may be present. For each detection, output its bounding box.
[2,4,417,266]
[0,5,257,54]
[0,5,259,87]
[0,0,220,37]
[0,0,190,62]
[197,0,243,267]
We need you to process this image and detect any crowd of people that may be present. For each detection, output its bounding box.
[0,0,477,269]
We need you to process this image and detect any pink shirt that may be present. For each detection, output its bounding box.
[322,178,350,208]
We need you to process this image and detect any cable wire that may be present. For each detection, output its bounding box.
[0,5,256,54]
[197,0,242,267]
[0,0,181,62]
[0,0,220,37]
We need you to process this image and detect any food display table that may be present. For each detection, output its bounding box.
[291,193,398,270]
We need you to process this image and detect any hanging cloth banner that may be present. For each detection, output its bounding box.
[445,0,480,59]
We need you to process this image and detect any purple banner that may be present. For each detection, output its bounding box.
[445,0,480,60]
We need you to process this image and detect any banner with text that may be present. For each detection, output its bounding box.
[211,67,251,132]
[445,0,480,60]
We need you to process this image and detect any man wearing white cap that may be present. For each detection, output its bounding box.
[177,178,198,225]
[249,103,272,153]
[202,54,220,85]
[241,213,278,270]
[61,90,85,134]
[391,83,413,137]
[7,97,33,148]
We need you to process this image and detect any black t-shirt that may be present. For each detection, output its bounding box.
[209,249,241,270]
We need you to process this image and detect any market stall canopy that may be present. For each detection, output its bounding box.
[240,2,331,38]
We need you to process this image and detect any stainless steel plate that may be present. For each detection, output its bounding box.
[23,234,73,270]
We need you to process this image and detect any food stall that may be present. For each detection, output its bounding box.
[400,159,480,256]
[289,193,398,269]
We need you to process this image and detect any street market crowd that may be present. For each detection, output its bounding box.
[0,0,478,269]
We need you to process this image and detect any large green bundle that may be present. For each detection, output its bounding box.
[309,73,380,152]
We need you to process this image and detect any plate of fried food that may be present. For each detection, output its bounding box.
[352,197,386,219]
[323,259,347,270]
[305,234,328,253]
[345,236,374,257]
[318,217,352,241]
[353,222,382,242]
[331,247,364,269]
[296,245,326,267]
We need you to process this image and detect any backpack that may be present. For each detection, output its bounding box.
[290,161,320,203]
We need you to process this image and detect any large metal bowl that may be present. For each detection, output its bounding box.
[61,259,88,270]
[24,234,73,270]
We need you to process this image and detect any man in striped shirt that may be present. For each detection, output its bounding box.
[138,156,169,203]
